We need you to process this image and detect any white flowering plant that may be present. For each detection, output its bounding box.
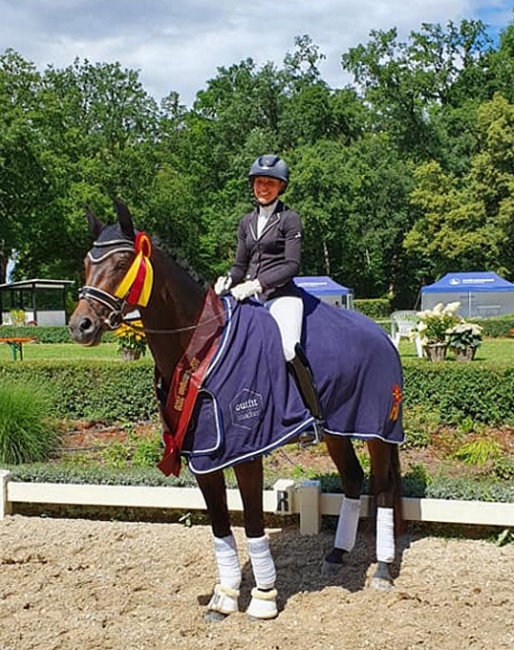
[411,302,462,346]
[447,321,483,352]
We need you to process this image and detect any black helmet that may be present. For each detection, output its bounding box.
[248,154,289,186]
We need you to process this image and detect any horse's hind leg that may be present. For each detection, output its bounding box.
[322,435,365,576]
[368,439,401,592]
[196,470,242,621]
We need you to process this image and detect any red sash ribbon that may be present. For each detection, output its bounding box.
[157,288,226,476]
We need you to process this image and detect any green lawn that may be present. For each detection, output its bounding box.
[0,341,149,362]
[1,336,514,364]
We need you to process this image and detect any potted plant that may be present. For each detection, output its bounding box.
[113,321,147,361]
[412,302,461,361]
[447,321,483,361]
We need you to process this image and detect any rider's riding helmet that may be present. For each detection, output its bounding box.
[248,154,289,188]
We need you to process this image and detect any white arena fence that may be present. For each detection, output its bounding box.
[1,470,513,533]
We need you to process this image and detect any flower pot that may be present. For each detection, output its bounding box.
[452,346,476,362]
[120,348,141,361]
[424,342,448,362]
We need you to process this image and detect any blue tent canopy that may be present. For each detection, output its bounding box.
[422,272,514,293]
[294,276,353,308]
[421,272,514,317]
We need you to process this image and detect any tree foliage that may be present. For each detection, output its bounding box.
[2,18,514,308]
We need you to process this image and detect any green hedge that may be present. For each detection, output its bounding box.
[354,298,391,319]
[0,325,116,344]
[0,325,72,343]
[0,360,156,421]
[468,315,514,338]
[2,357,514,426]
[402,359,514,425]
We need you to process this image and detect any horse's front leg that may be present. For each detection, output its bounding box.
[322,435,364,576]
[196,470,242,621]
[234,457,278,620]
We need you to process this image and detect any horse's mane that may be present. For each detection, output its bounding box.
[95,218,207,289]
[154,237,207,289]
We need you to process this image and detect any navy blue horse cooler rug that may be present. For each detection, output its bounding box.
[172,291,404,475]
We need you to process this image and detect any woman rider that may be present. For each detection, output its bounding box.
[214,154,323,445]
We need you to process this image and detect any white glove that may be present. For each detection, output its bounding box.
[214,273,232,296]
[231,279,263,301]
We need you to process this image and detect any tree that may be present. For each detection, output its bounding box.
[0,50,46,283]
[404,94,514,282]
[341,21,493,160]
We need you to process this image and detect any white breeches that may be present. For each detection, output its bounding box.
[265,296,303,362]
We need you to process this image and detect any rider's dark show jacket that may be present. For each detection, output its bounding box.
[229,200,303,301]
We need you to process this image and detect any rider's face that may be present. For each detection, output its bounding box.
[252,176,284,205]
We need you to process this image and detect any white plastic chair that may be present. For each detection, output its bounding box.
[390,310,423,358]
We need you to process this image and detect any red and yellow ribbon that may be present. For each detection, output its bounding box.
[115,232,154,307]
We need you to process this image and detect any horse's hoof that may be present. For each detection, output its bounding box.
[246,587,278,620]
[370,576,393,592]
[321,559,343,578]
[204,610,229,622]
[370,562,394,591]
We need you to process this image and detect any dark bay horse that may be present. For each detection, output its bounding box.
[69,200,404,621]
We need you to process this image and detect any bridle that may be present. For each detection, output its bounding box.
[79,236,226,335]
[79,238,135,330]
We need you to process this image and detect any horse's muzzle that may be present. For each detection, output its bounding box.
[69,309,103,346]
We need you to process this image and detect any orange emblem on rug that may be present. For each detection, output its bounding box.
[389,384,402,421]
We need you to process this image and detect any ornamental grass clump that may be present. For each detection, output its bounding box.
[0,380,58,464]
[412,302,461,346]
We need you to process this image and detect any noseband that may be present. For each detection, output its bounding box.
[79,239,136,330]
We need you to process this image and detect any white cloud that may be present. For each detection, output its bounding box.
[0,0,512,104]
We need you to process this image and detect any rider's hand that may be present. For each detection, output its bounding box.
[231,279,262,301]
[214,273,232,296]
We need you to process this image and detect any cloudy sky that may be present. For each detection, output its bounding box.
[1,1,512,105]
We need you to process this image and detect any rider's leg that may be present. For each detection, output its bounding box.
[266,296,324,444]
[266,296,303,362]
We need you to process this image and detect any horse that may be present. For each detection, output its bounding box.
[69,200,404,621]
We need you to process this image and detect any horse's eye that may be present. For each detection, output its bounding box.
[114,258,131,272]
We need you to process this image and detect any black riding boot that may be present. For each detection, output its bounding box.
[288,345,324,446]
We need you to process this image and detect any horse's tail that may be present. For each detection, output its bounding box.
[391,444,405,536]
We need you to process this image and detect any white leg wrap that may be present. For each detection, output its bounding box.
[247,535,276,590]
[207,583,240,615]
[214,534,241,590]
[247,587,278,620]
[334,497,361,552]
[376,507,395,563]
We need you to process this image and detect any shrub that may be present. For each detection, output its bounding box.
[0,380,59,463]
[354,298,390,319]
[0,360,155,421]
[0,325,116,344]
[132,436,162,467]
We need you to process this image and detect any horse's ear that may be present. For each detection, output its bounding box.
[114,198,136,241]
[85,208,104,239]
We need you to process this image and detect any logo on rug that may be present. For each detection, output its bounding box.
[230,389,263,429]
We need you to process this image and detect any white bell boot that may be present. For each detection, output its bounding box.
[207,583,240,616]
[246,587,278,620]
